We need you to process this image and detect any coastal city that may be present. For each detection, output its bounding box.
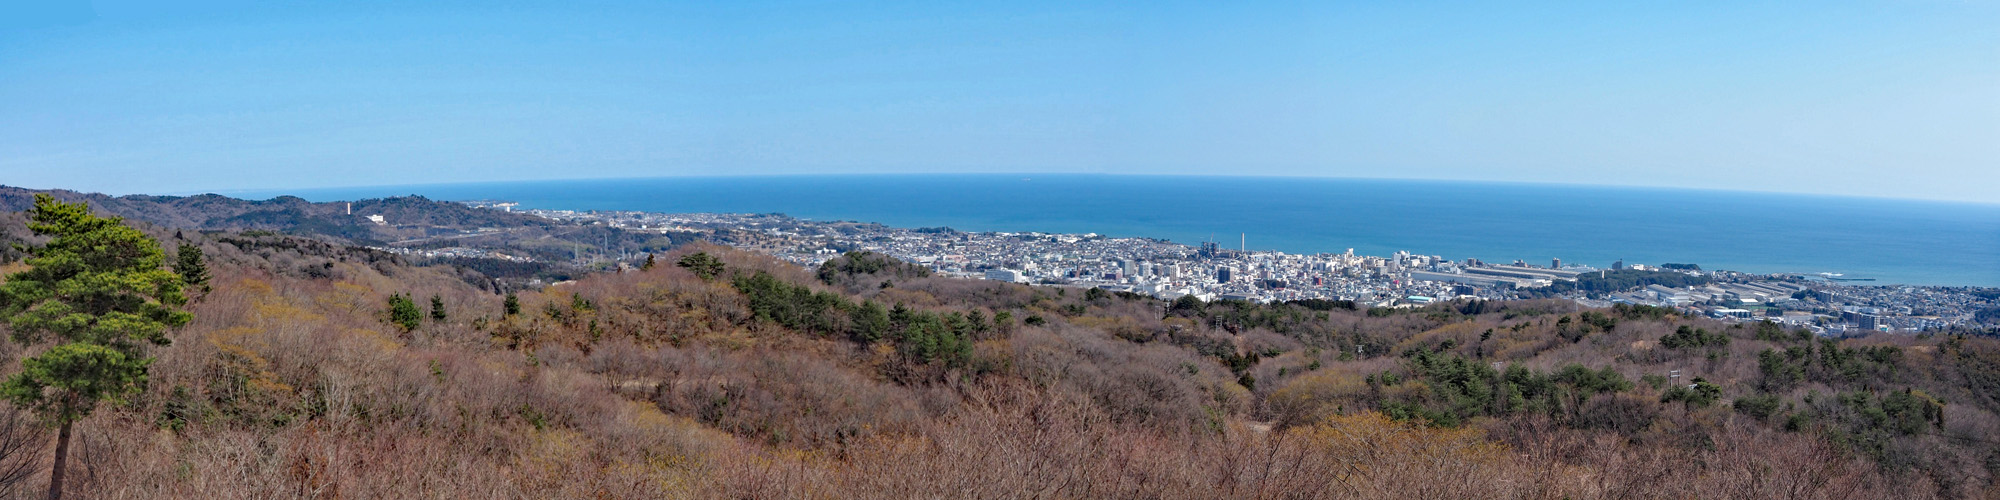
[441,203,1998,335]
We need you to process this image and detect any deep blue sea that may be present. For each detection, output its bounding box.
[235,175,2000,287]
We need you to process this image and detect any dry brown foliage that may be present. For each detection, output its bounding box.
[0,238,1990,499]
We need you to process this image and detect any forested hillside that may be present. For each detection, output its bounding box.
[0,208,1996,498]
[0,186,700,283]
[0,186,552,243]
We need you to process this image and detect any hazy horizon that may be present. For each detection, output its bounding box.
[4,1,1997,203]
[173,173,1998,209]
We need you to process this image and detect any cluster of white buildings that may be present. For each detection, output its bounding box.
[368,245,533,262]
[460,204,1998,331]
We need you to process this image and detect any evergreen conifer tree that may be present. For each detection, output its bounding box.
[0,195,190,500]
[174,243,210,295]
[676,252,726,281]
[388,293,422,332]
[430,294,447,322]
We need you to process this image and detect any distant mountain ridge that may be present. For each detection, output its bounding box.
[0,186,696,283]
[0,186,550,244]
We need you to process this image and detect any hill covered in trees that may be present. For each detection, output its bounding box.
[0,186,552,245]
[0,202,1996,498]
[0,186,705,287]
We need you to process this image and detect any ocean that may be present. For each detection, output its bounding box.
[236,175,2000,287]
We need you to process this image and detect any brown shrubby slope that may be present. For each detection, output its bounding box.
[0,227,1992,498]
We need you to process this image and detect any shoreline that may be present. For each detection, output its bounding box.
[230,175,2000,288]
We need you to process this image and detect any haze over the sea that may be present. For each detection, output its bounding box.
[240,175,2000,287]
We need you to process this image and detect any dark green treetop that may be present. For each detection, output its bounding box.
[677,252,727,281]
[174,243,210,295]
[0,194,190,353]
[388,293,422,332]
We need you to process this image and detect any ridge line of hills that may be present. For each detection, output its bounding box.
[0,185,551,243]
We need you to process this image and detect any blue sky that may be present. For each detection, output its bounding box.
[2,1,1996,203]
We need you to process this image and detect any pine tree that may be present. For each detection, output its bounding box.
[0,194,190,500]
[430,294,447,322]
[174,243,210,295]
[849,300,891,343]
[676,252,727,281]
[388,293,422,332]
[641,253,657,271]
[503,293,520,316]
